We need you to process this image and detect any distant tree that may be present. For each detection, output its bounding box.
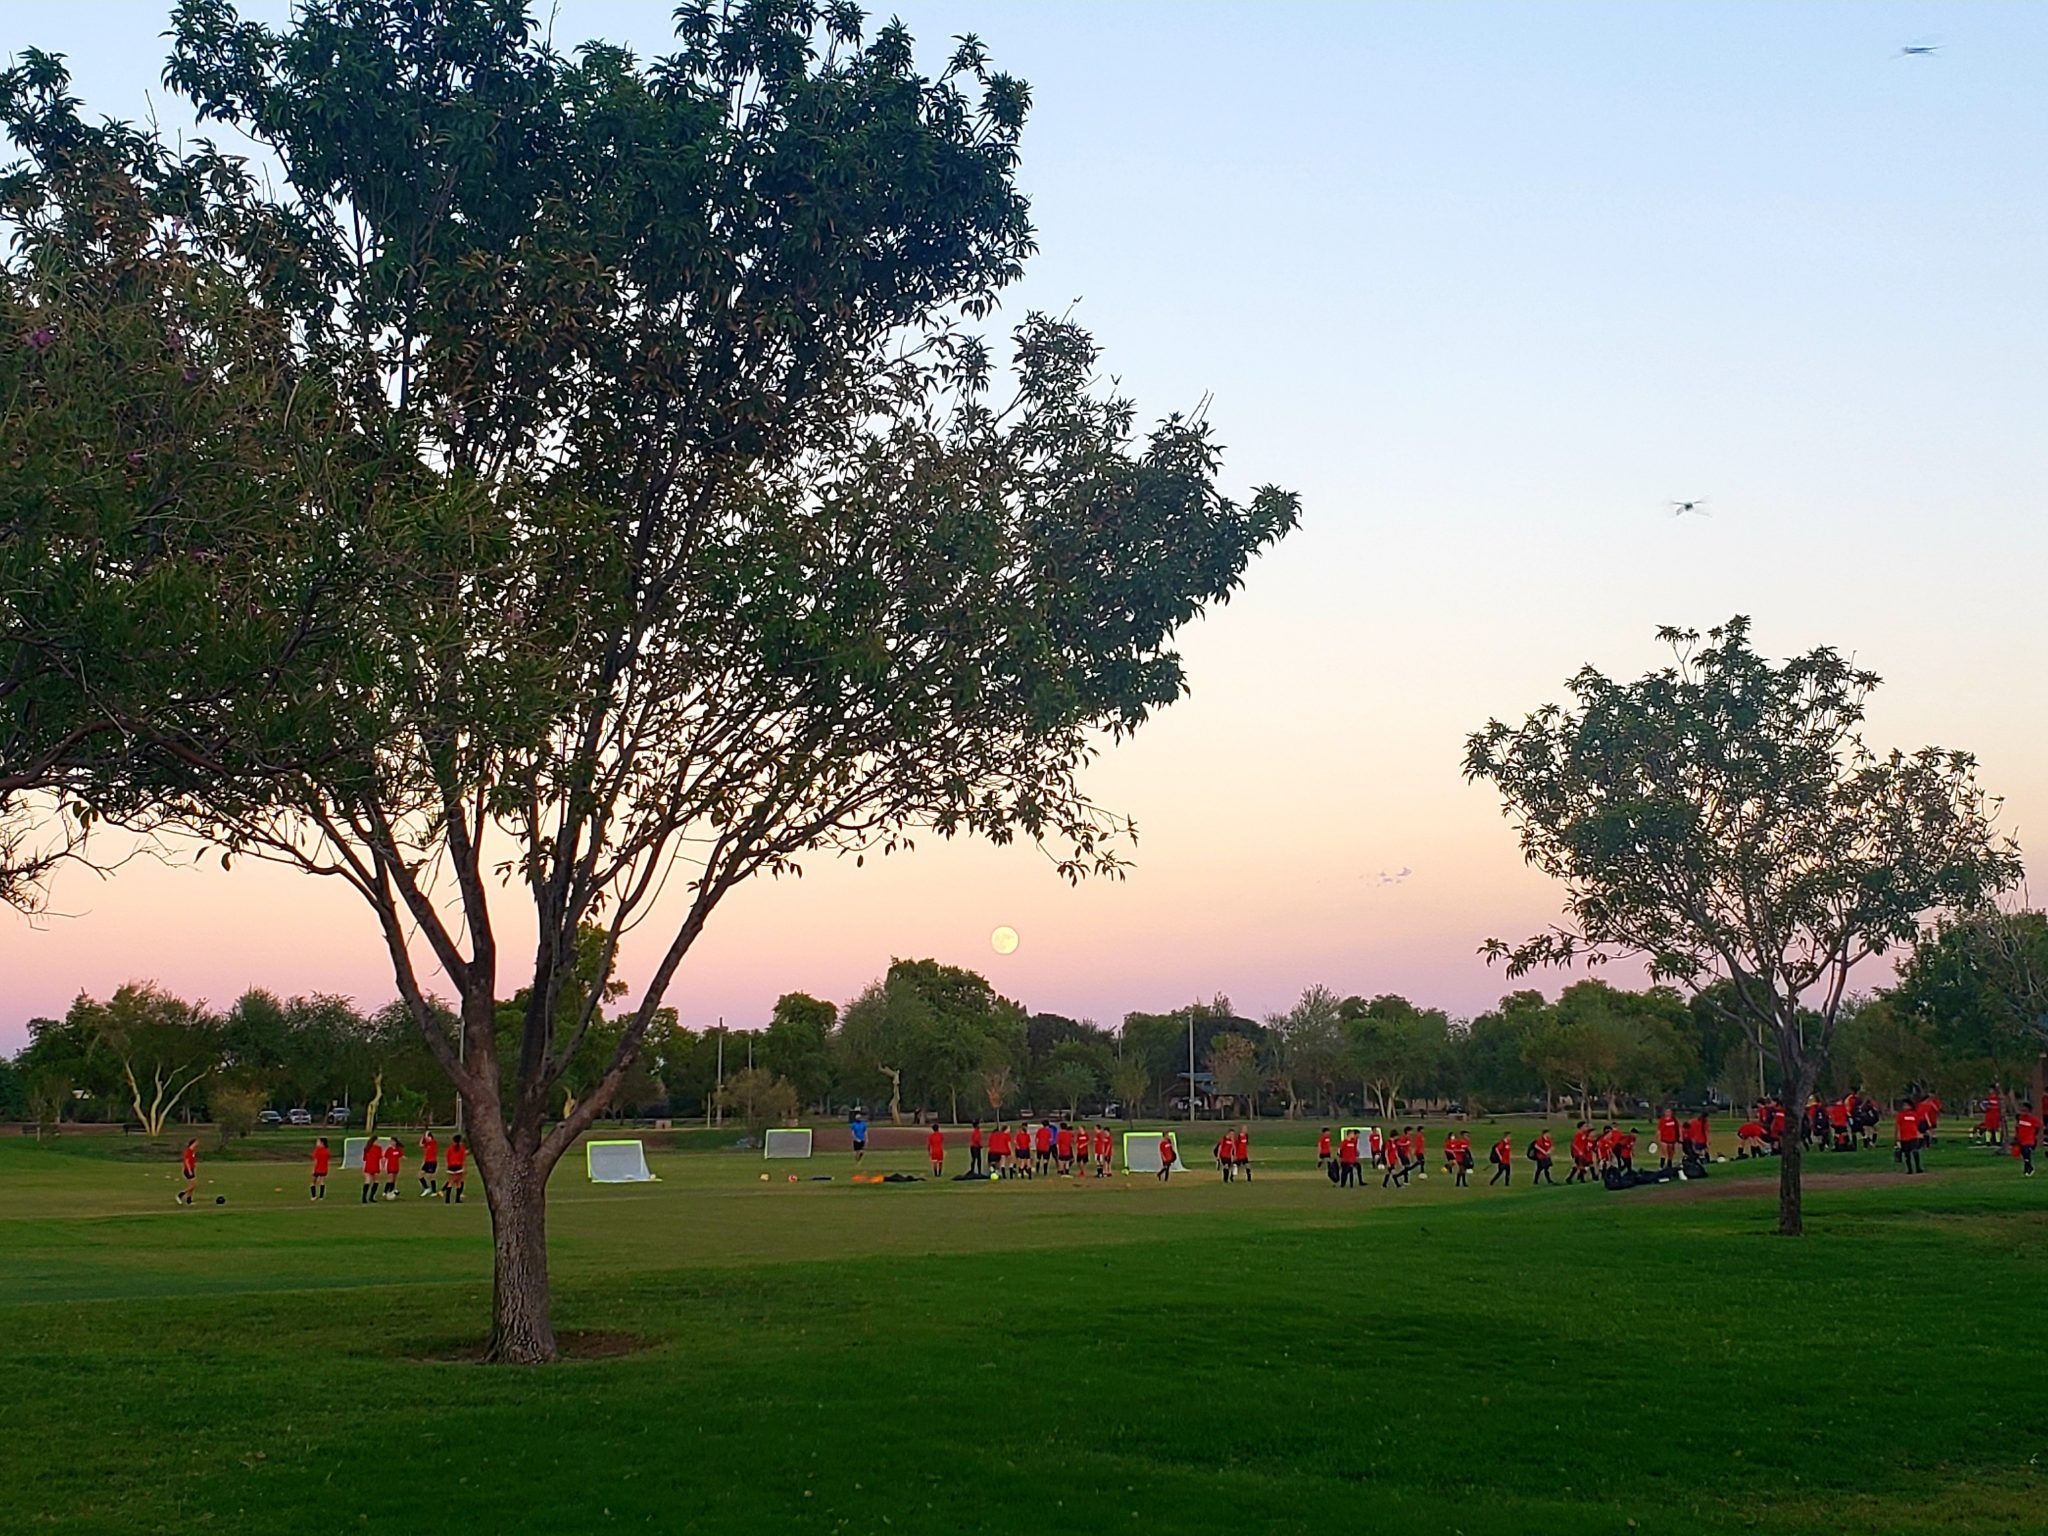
[1832,994,1941,1103]
[1343,995,1449,1117]
[1268,984,1345,1114]
[759,994,837,1111]
[0,1056,24,1121]
[979,1055,1019,1118]
[1108,1059,1150,1118]
[1891,908,2048,1112]
[1045,1058,1100,1121]
[72,983,220,1138]
[211,1082,267,1148]
[1206,1033,1262,1116]
[1458,990,1553,1113]
[26,1068,71,1140]
[717,1068,800,1146]
[1466,617,2021,1234]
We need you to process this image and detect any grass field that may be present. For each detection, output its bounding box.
[4,1121,2045,1535]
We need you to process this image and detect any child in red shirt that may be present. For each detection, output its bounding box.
[360,1138,383,1204]
[310,1136,330,1200]
[2014,1102,2040,1176]
[178,1139,199,1206]
[442,1135,468,1202]
[1095,1127,1112,1176]
[1531,1130,1556,1185]
[989,1124,1012,1177]
[1317,1127,1332,1166]
[968,1121,984,1177]
[1233,1128,1251,1181]
[419,1130,439,1196]
[1338,1131,1361,1188]
[927,1126,946,1176]
[1488,1134,1513,1186]
[382,1138,403,1200]
[1156,1133,1177,1182]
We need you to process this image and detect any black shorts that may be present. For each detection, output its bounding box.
[852,1140,866,1153]
[422,1161,438,1174]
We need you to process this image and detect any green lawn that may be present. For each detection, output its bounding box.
[3,1122,2043,1535]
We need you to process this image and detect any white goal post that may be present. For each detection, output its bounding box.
[1121,1130,1189,1173]
[763,1128,813,1159]
[586,1139,657,1183]
[341,1136,370,1170]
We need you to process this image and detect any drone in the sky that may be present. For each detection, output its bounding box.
[1670,500,1710,518]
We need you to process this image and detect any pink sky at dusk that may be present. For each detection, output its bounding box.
[5,2,2045,1049]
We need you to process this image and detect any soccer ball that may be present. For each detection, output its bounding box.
[214,1195,227,1205]
[759,1173,770,1181]
[1714,1155,1727,1164]
[787,1174,798,1183]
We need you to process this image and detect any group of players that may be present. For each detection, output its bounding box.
[924,1120,1118,1179]
[170,1131,471,1206]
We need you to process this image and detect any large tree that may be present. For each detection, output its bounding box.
[1890,907,2048,1114]
[7,3,1293,1361]
[1465,617,2019,1234]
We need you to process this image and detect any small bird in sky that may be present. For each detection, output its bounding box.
[1376,867,1413,886]
[1897,42,1941,58]
[1670,499,1710,518]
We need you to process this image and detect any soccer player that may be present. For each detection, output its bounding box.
[1056,1122,1075,1175]
[927,1125,946,1177]
[1531,1129,1556,1185]
[178,1138,199,1205]
[850,1111,868,1163]
[1381,1129,1408,1190]
[2014,1101,2039,1176]
[1234,1126,1251,1182]
[1895,1100,1923,1175]
[1735,1118,1767,1160]
[442,1134,467,1202]
[1976,1090,2004,1146]
[1338,1129,1361,1187]
[1567,1122,1594,1185]
[1095,1125,1113,1177]
[1488,1133,1513,1186]
[383,1137,403,1200]
[1409,1126,1427,1180]
[361,1137,383,1203]
[1035,1120,1054,1175]
[310,1136,330,1200]
[1616,1128,1638,1173]
[968,1120,984,1176]
[1914,1091,1941,1145]
[1215,1129,1235,1182]
[1827,1098,1851,1153]
[989,1122,1012,1178]
[1317,1126,1332,1166]
[1448,1131,1472,1187]
[1156,1132,1177,1182]
[1657,1109,1680,1169]
[419,1128,439,1196]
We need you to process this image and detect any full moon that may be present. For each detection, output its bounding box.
[990,925,1019,955]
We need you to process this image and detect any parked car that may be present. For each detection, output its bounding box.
[287,1108,313,1127]
[325,1105,352,1126]
[258,1109,284,1127]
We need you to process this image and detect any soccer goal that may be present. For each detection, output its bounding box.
[1122,1130,1189,1173]
[340,1136,370,1170]
[586,1139,657,1183]
[763,1128,813,1160]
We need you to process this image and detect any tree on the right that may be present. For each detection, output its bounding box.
[1464,616,2022,1234]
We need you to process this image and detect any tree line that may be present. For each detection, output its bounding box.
[12,916,2041,1136]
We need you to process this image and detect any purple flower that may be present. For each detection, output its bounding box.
[26,326,55,351]
[127,450,145,466]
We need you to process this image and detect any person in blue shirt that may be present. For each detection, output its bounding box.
[850,1111,868,1163]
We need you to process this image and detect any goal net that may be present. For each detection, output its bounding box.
[763,1128,813,1160]
[586,1139,657,1183]
[1122,1130,1189,1173]
[340,1136,370,1170]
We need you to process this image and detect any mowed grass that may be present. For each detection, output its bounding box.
[3,1124,2045,1535]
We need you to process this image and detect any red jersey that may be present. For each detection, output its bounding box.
[1895,1109,1920,1142]
[362,1142,383,1176]
[1657,1114,1679,1144]
[1533,1133,1554,1158]
[1055,1128,1074,1159]
[1095,1129,1111,1159]
[1233,1131,1249,1161]
[422,1133,439,1164]
[1595,1129,1617,1160]
[1410,1130,1427,1159]
[927,1129,945,1161]
[1492,1137,1513,1163]
[1339,1134,1359,1165]
[1317,1131,1332,1157]
[1035,1125,1053,1154]
[2017,1113,2041,1149]
[1158,1136,1177,1166]
[1570,1129,1593,1163]
[1984,1096,2004,1129]
[446,1141,466,1170]
[991,1129,1012,1157]
[180,1144,197,1177]
[1738,1121,1766,1139]
[969,1125,983,1149]
[1616,1133,1637,1157]
[1828,1103,1849,1129]
[385,1143,403,1173]
[312,1143,331,1175]
[1915,1097,1940,1127]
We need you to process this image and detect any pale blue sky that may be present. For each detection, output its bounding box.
[5,3,2044,1042]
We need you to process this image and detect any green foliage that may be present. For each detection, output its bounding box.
[71,983,221,1136]
[1890,910,2048,1090]
[208,1082,267,1147]
[715,1067,799,1144]
[837,958,1026,1119]
[759,994,837,1110]
[1341,994,1449,1116]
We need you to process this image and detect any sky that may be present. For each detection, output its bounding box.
[4,2,2045,1048]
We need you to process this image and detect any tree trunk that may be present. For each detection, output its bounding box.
[1777,1035,1814,1237]
[480,1148,558,1365]
[1777,1127,1804,1236]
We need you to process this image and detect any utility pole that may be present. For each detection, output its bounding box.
[1186,1016,1196,1126]
[713,1019,724,1129]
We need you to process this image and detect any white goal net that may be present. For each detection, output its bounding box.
[763,1128,813,1160]
[341,1136,370,1169]
[1122,1131,1189,1173]
[586,1139,657,1183]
